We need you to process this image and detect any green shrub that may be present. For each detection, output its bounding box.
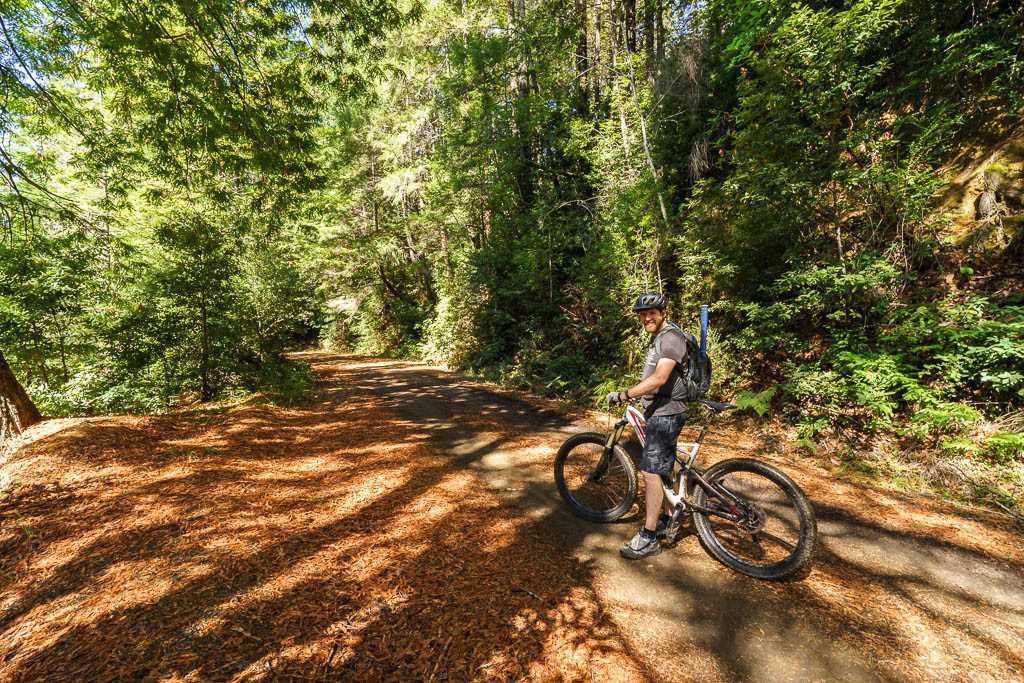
[908,402,982,441]
[734,387,777,417]
[981,432,1024,465]
[257,359,315,406]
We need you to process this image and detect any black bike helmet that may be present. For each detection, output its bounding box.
[632,292,666,312]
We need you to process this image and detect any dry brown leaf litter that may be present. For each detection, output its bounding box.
[3,353,1024,682]
[337,356,1024,682]
[0,362,646,681]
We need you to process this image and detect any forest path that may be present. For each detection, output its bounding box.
[1,352,1021,682]
[334,353,1024,682]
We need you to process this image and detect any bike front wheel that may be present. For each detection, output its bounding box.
[554,432,637,522]
[692,457,816,579]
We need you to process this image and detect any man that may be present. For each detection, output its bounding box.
[606,292,688,560]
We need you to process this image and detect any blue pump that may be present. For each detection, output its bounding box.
[699,305,708,357]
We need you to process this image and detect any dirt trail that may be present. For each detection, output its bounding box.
[1,352,1022,682]
[0,355,643,681]
[338,354,1024,682]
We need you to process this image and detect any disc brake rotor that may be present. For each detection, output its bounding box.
[739,504,766,533]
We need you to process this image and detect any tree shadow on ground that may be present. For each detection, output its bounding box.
[338,354,1024,681]
[2,353,1022,681]
[0,356,645,680]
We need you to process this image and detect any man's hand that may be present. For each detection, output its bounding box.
[605,391,624,406]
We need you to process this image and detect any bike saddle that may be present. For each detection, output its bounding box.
[700,399,737,413]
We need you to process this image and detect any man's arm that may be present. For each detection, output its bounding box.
[621,358,676,402]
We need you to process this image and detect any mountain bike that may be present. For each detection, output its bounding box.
[554,398,816,579]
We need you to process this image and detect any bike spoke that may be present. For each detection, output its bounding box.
[701,468,804,567]
[563,442,631,514]
[755,530,795,551]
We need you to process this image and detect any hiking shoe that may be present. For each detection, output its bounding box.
[656,514,682,541]
[620,530,662,560]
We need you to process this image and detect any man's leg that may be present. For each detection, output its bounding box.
[621,415,678,560]
[643,471,664,532]
[621,474,664,559]
[641,414,679,530]
[653,413,686,538]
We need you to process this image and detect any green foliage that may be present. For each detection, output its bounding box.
[678,0,1022,467]
[910,402,982,440]
[257,359,316,406]
[1,0,1022,510]
[945,431,1024,466]
[734,387,777,417]
[0,0,400,414]
[311,0,1024,484]
[981,432,1024,465]
[769,292,1022,442]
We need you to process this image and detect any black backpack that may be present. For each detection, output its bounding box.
[664,323,712,401]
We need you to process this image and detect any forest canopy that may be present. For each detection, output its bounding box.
[1,0,1022,504]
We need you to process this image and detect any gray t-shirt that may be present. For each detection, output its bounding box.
[642,325,688,418]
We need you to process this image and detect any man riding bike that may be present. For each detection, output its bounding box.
[606,292,689,560]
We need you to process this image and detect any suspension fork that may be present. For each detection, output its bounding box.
[588,420,627,482]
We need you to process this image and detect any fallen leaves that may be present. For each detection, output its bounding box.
[0,357,645,681]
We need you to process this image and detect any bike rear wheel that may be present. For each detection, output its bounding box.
[692,458,816,579]
[554,433,637,522]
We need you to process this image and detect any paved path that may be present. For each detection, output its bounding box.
[327,353,1024,682]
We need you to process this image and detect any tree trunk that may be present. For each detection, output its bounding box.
[51,310,69,382]
[575,0,589,115]
[622,0,636,53]
[610,0,618,76]
[377,263,411,304]
[624,52,670,229]
[199,288,212,401]
[370,144,381,234]
[509,0,534,208]
[0,348,42,439]
[655,0,665,63]
[643,0,654,68]
[593,0,602,103]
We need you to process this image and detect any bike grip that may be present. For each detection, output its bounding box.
[700,304,708,356]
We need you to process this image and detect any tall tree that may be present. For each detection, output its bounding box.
[0,348,41,438]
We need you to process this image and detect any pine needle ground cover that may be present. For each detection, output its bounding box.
[0,358,644,680]
[383,358,1024,681]
[2,353,1024,680]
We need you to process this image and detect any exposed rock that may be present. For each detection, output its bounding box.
[976,188,1001,221]
[974,164,1022,220]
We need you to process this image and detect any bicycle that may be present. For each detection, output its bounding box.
[554,398,817,579]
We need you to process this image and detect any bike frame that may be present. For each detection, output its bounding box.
[598,401,748,522]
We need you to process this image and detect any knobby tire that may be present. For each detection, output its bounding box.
[554,432,637,522]
[691,457,816,579]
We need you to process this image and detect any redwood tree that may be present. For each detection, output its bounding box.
[0,348,42,439]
